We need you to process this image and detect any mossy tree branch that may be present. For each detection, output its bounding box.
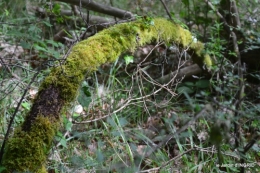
[2,18,212,172]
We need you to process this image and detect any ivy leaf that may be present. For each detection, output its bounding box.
[78,88,91,108]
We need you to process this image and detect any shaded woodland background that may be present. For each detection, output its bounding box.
[0,0,260,172]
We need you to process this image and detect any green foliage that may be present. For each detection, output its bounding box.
[55,131,68,148]
[205,22,227,60]
[177,80,210,94]
[44,3,64,23]
[77,81,92,108]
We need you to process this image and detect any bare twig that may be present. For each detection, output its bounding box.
[73,81,177,124]
[244,132,260,153]
[159,0,173,21]
[55,0,134,19]
[0,57,21,80]
[230,1,241,28]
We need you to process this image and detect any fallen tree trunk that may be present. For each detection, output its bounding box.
[1,18,212,172]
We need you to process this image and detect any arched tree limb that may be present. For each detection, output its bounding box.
[1,18,212,172]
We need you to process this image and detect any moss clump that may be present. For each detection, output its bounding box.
[3,116,59,173]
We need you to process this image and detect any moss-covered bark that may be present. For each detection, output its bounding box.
[2,18,212,172]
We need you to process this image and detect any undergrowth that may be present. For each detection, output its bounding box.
[0,0,260,173]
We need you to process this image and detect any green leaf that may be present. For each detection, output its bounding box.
[38,53,48,59]
[46,40,59,47]
[21,102,30,110]
[4,9,9,16]
[118,117,128,127]
[66,122,72,131]
[111,130,121,137]
[42,21,53,27]
[124,55,134,65]
[59,137,67,148]
[20,41,31,49]
[56,16,64,23]
[96,150,104,163]
[71,156,84,167]
[72,113,80,118]
[107,117,117,127]
[177,86,194,94]
[179,131,192,138]
[0,166,6,172]
[50,50,60,59]
[63,117,72,131]
[184,82,194,87]
[34,44,48,52]
[195,80,210,88]
[82,86,91,97]
[182,0,189,6]
[78,87,92,107]
[52,3,61,15]
[55,131,67,148]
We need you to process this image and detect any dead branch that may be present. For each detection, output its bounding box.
[55,0,134,19]
[157,64,202,84]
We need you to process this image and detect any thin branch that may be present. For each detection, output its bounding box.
[230,1,241,28]
[157,64,202,84]
[244,132,260,153]
[159,0,173,21]
[55,0,134,19]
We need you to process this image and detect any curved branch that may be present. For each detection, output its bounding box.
[2,18,212,172]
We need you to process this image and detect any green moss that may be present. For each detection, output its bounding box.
[3,116,59,173]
